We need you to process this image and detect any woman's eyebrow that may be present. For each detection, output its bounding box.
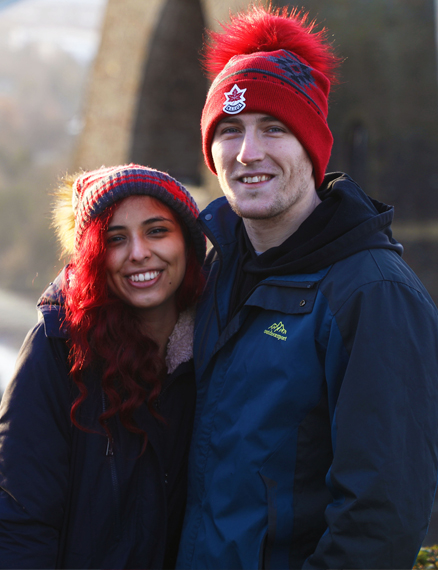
[107,216,175,232]
[107,224,126,232]
[143,216,175,225]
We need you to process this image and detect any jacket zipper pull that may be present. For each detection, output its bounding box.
[106,437,114,456]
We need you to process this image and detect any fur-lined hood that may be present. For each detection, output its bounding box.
[165,308,195,374]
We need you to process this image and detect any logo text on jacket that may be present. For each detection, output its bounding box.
[264,321,287,341]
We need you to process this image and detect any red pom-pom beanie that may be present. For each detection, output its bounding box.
[200,6,340,189]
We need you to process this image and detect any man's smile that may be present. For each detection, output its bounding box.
[239,174,273,184]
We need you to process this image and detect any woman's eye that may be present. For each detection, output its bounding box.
[107,235,124,245]
[149,227,168,236]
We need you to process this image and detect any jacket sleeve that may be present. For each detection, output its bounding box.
[0,322,72,569]
[304,278,438,570]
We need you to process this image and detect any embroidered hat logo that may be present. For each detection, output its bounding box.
[223,84,247,114]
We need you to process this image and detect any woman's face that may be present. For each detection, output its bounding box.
[105,195,187,320]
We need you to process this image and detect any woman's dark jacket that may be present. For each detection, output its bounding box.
[0,276,196,569]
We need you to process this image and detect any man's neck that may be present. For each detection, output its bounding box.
[243,190,322,253]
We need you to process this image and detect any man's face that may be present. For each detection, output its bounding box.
[211,113,315,221]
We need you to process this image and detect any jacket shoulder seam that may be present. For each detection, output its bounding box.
[320,249,429,317]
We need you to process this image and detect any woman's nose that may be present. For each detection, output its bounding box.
[129,236,151,262]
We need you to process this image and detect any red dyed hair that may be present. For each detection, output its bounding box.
[203,3,340,83]
[64,200,203,451]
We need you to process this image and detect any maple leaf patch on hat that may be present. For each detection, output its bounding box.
[223,84,247,114]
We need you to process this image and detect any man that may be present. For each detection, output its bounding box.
[177,5,438,569]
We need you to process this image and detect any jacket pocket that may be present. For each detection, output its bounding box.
[247,280,318,315]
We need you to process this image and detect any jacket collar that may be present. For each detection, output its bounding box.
[198,173,403,276]
[198,196,240,252]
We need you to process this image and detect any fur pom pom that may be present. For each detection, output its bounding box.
[52,172,81,259]
[203,2,340,82]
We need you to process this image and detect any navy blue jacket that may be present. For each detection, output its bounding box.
[0,279,196,569]
[177,174,438,569]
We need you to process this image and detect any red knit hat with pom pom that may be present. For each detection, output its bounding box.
[201,4,340,189]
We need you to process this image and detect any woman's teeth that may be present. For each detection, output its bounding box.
[241,175,271,183]
[129,271,160,282]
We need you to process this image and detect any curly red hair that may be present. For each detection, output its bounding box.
[64,201,203,451]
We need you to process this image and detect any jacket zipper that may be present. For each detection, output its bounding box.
[199,218,224,337]
[102,391,121,540]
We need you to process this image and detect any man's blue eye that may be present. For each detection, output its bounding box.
[222,127,239,134]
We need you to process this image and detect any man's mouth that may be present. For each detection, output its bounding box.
[128,270,161,283]
[240,174,273,184]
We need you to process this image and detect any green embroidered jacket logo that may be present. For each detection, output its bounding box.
[264,321,287,341]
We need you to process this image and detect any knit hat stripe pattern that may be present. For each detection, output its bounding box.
[73,164,206,263]
[211,62,326,119]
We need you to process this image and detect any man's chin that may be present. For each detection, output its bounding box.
[229,201,282,221]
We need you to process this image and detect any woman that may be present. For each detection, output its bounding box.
[0,164,206,569]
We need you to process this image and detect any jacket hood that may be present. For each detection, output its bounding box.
[199,172,403,276]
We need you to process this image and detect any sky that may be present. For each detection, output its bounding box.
[0,0,107,64]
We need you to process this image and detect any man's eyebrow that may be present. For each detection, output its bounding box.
[217,115,280,126]
[258,115,279,123]
[107,216,175,231]
[217,117,242,125]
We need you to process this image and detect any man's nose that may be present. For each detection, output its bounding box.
[236,131,265,165]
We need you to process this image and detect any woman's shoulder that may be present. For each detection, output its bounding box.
[2,319,71,418]
[37,267,69,340]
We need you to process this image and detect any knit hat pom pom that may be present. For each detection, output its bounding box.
[52,171,82,259]
[203,3,340,82]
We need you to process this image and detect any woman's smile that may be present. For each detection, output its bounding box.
[128,270,161,284]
